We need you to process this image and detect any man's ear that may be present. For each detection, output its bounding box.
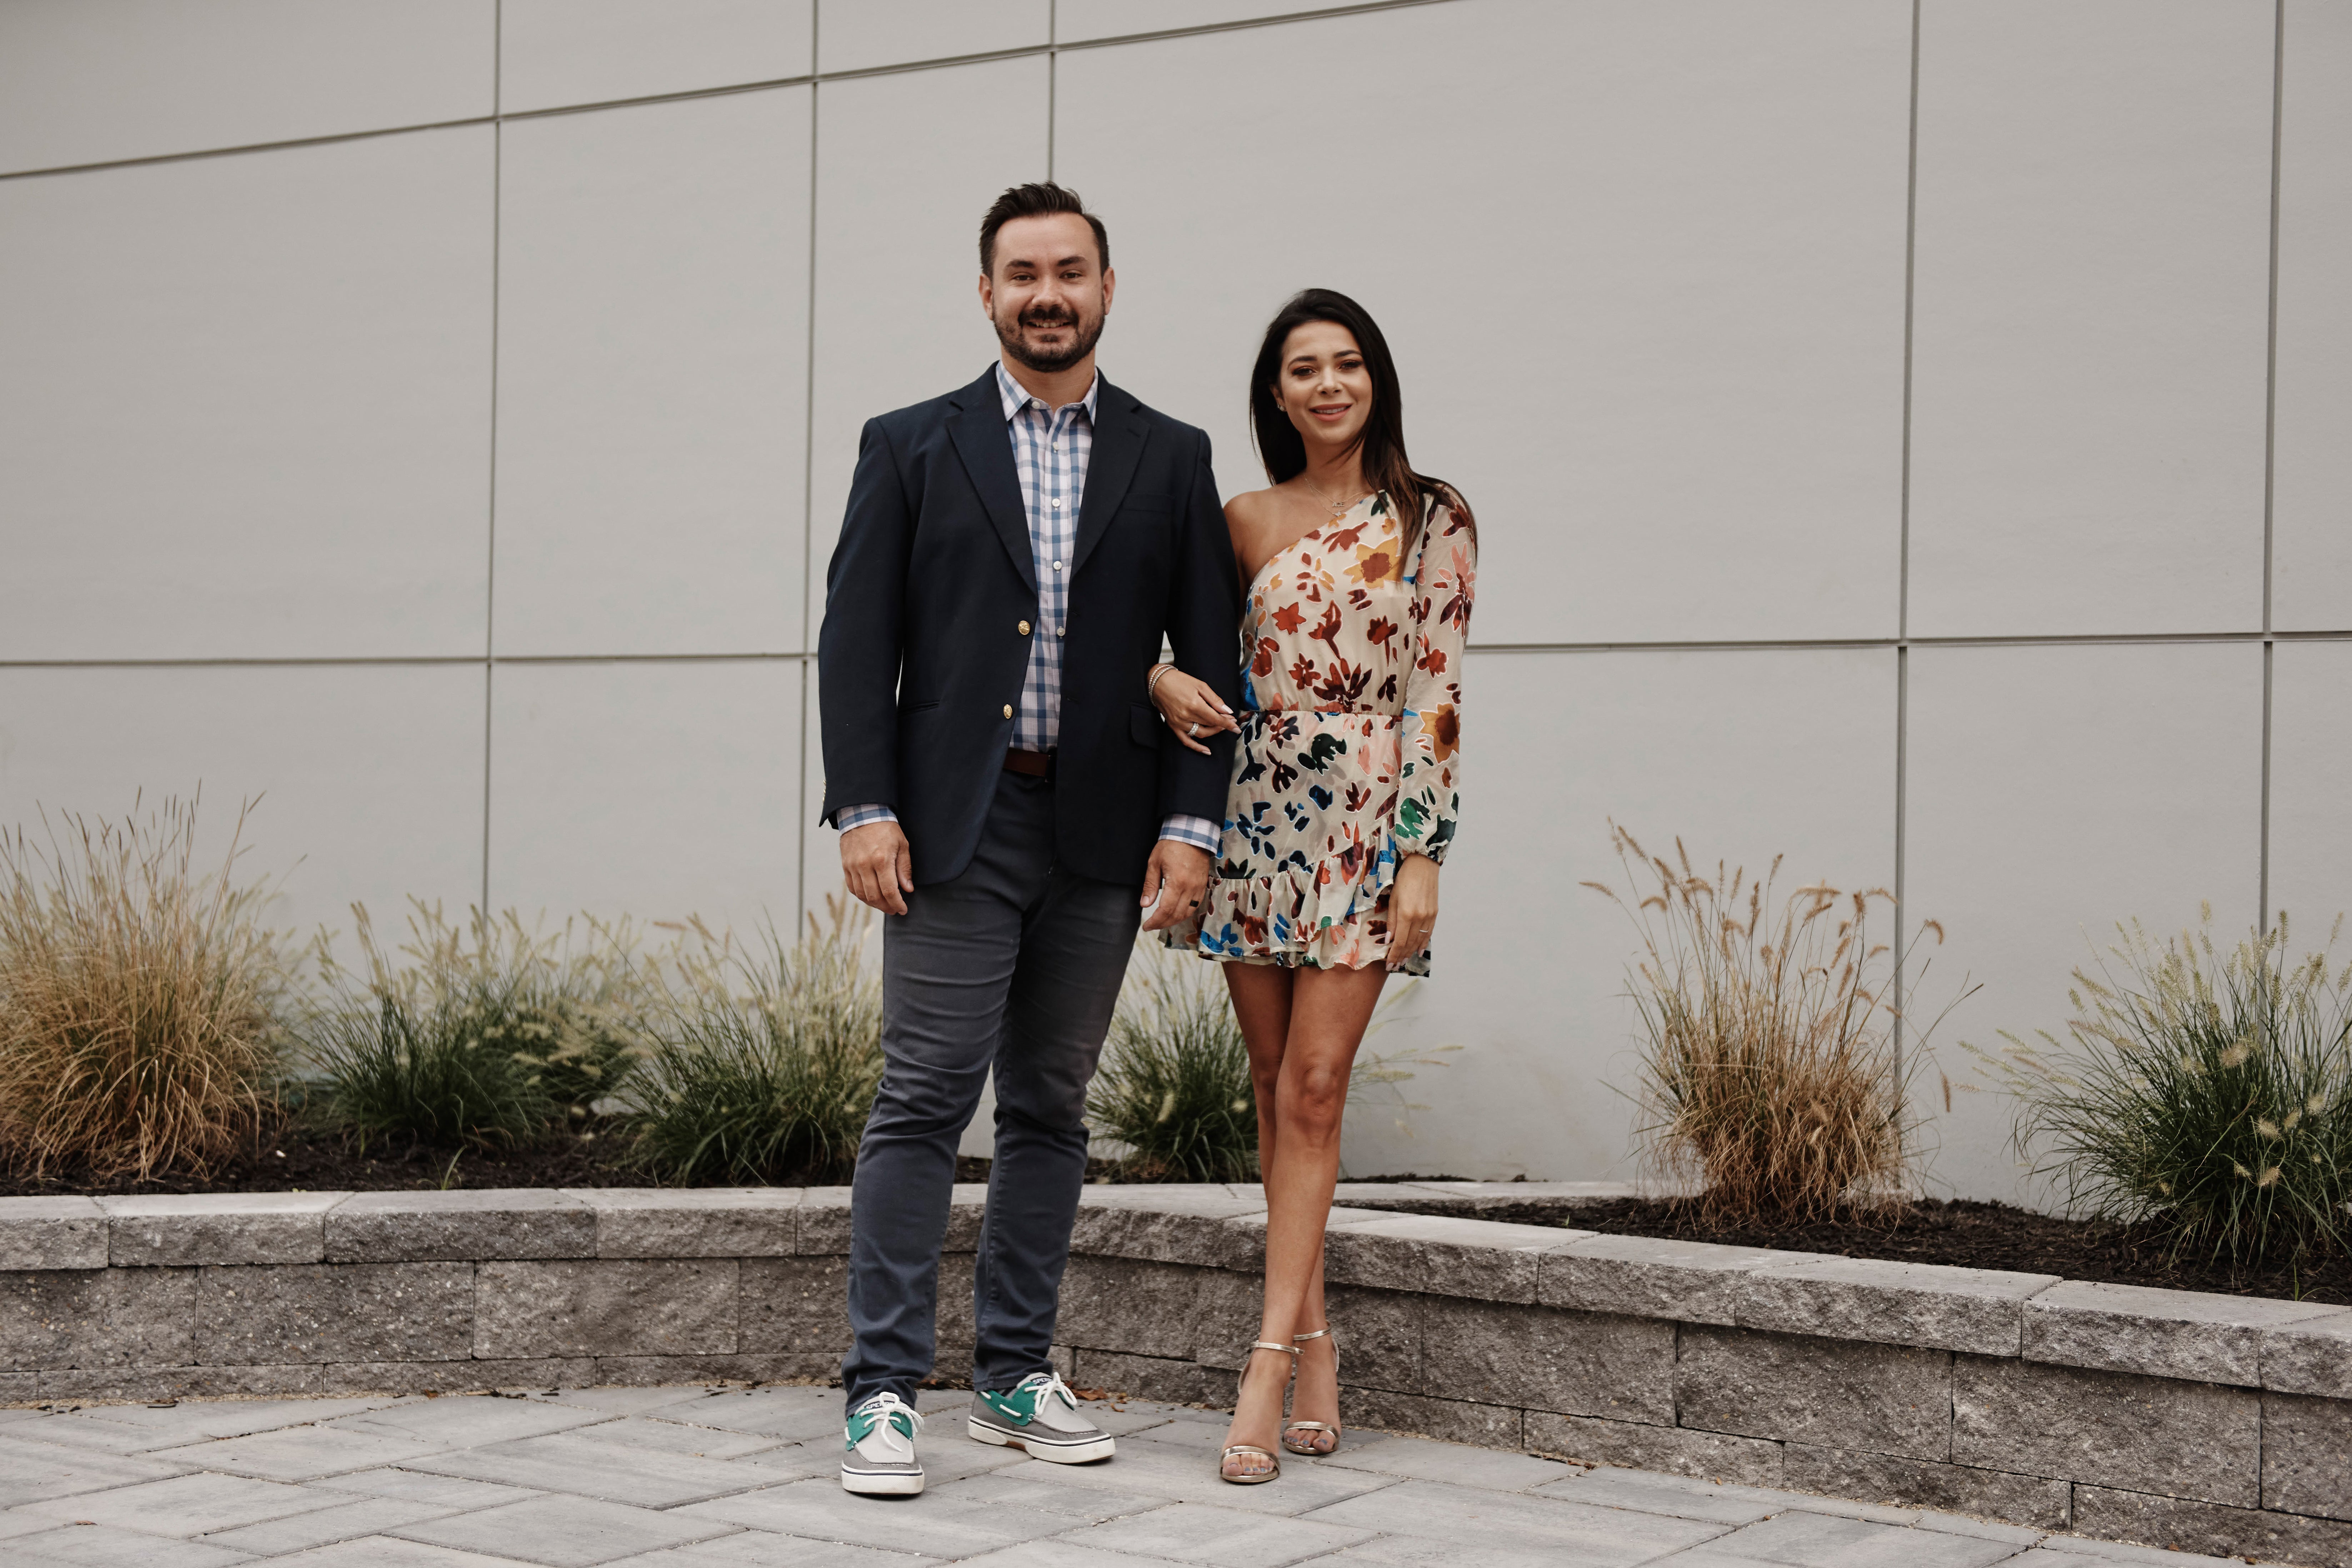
[977,271,994,316]
[1100,266,1115,312]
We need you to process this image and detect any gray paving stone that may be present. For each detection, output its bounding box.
[264,1539,544,1566]
[599,1538,931,1568]
[593,1353,832,1388]
[0,1432,195,1505]
[1676,1326,1952,1462]
[1,1521,257,1567]
[568,1188,798,1261]
[1305,1537,1594,1568]
[1,1265,196,1372]
[55,1394,405,1443]
[927,1469,1175,1521]
[2023,1278,2341,1384]
[530,1386,726,1417]
[1908,1512,2045,1545]
[101,1192,346,1267]
[951,1544,1162,1568]
[329,1397,611,1448]
[1703,1509,2022,1567]
[199,1495,471,1556]
[991,1441,1390,1517]
[737,1255,848,1356]
[2260,1388,2352,1521]
[0,1196,110,1271]
[1950,1353,2259,1507]
[401,1428,780,1507]
[635,1384,851,1441]
[1737,1257,2060,1357]
[327,1358,598,1397]
[475,1260,738,1359]
[197,1262,474,1365]
[1318,1212,1587,1304]
[0,1410,181,1454]
[1523,1410,1785,1487]
[675,1475,1076,1558]
[2031,1533,2240,1564]
[700,1440,830,1482]
[1781,1443,2071,1529]
[569,1415,791,1460]
[325,1191,596,1264]
[1317,1433,1576,1491]
[148,1423,448,1480]
[1540,1234,1791,1326]
[11,1470,341,1536]
[1532,1467,1785,1524]
[1299,1477,1726,1564]
[307,1468,545,1511]
[1421,1296,1674,1422]
[1063,1499,1377,1567]
[392,1492,740,1566]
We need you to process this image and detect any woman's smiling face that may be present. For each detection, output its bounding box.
[1271,320,1374,452]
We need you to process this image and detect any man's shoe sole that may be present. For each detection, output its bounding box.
[841,1465,925,1496]
[967,1416,1116,1465]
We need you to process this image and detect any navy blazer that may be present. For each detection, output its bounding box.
[817,366,1243,888]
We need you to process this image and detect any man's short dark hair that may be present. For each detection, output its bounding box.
[979,182,1109,277]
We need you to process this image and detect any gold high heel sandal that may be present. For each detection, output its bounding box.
[1219,1341,1298,1484]
[1282,1325,1342,1456]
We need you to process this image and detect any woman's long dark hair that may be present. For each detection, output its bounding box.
[1248,287,1466,553]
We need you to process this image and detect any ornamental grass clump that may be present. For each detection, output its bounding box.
[1088,936,1258,1182]
[299,901,645,1148]
[623,903,883,1185]
[1968,911,2352,1266]
[1587,824,1962,1224]
[0,796,288,1181]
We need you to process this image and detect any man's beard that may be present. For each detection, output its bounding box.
[996,302,1106,374]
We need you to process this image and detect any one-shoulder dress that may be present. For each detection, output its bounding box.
[1169,489,1475,976]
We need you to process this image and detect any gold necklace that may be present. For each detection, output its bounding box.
[1307,480,1371,518]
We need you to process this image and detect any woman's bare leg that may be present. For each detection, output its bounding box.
[1221,963,1293,1478]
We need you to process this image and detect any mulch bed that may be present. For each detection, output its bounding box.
[9,1132,2343,1305]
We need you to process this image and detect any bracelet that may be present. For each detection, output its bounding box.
[1147,662,1177,701]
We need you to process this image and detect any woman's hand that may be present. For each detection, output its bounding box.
[1150,664,1240,755]
[1387,853,1440,971]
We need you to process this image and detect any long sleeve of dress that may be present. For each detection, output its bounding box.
[1391,497,1475,866]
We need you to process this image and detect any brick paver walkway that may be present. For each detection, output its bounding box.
[0,1386,2233,1567]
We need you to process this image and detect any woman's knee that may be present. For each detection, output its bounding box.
[1281,1063,1350,1138]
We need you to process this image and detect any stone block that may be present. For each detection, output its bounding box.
[325,1358,597,1396]
[570,1187,798,1259]
[1738,1256,2060,1356]
[2070,1485,2352,1567]
[1,1266,195,1370]
[1524,1409,1785,1486]
[592,1353,835,1387]
[37,1363,324,1400]
[1318,1284,1423,1393]
[102,1192,345,1266]
[2265,1309,2352,1398]
[1070,1187,1266,1269]
[1781,1444,2072,1529]
[1342,1385,1523,1449]
[0,1370,33,1401]
[2262,1391,2352,1522]
[1676,1324,1952,1462]
[1318,1213,1587,1304]
[0,1197,108,1271]
[796,1186,854,1253]
[1951,1353,2258,1507]
[936,1251,976,1353]
[1541,1234,1789,1326]
[2025,1279,2341,1385]
[1422,1297,1673,1423]
[196,1263,472,1365]
[324,1190,595,1263]
[1056,1254,1209,1360]
[1186,1263,1269,1369]
[474,1259,738,1359]
[739,1255,849,1356]
[1073,1348,1226,1404]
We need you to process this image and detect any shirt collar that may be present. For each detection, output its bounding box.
[996,361,1100,425]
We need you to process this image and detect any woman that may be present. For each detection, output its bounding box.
[1150,289,1475,1483]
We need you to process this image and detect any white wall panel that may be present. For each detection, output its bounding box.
[1056,0,1911,648]
[1336,646,1899,1182]
[1905,644,2263,1204]
[2268,641,2352,933]
[0,665,485,942]
[0,0,491,174]
[500,0,812,115]
[0,129,495,662]
[816,0,1049,75]
[806,57,1050,645]
[2272,2,2352,634]
[1908,1,2274,638]
[495,90,811,658]
[488,661,804,933]
[1058,1,1360,42]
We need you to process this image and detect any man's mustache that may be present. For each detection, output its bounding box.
[1020,309,1080,328]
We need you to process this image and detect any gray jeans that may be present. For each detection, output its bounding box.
[841,770,1139,1406]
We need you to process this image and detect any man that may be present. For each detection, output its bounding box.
[817,181,1241,1496]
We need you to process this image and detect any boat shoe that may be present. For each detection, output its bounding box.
[968,1371,1117,1464]
[842,1391,925,1495]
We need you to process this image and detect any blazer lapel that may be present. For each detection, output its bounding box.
[946,368,1037,592]
[1073,378,1149,576]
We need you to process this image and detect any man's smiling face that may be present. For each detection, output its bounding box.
[980,212,1113,375]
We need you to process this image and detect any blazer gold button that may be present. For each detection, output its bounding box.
[1002,704,1013,718]
[1018,620,1031,635]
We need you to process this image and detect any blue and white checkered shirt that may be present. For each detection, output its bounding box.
[835,364,1218,856]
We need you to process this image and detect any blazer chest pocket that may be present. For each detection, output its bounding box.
[1130,703,1162,748]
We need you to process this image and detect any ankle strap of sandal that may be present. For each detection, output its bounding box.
[1248,1340,1301,1360]
[1293,1326,1332,1344]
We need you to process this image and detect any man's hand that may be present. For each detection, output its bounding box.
[1139,840,1212,933]
[842,820,914,915]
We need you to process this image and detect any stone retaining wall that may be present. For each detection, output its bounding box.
[5,1182,2350,1565]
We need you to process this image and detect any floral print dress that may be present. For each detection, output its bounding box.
[1172,490,1475,976]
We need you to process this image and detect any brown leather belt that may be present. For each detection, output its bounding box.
[1003,747,1055,779]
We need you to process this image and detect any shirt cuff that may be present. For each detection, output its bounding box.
[832,803,898,832]
[1157,814,1220,855]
